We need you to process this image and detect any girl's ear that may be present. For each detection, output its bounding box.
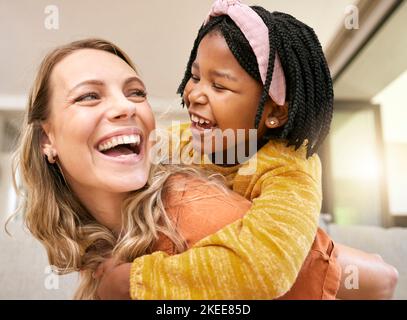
[264,101,288,129]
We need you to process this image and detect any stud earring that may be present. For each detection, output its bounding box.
[45,148,57,164]
[267,117,279,127]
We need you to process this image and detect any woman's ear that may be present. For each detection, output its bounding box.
[41,124,57,164]
[264,101,288,129]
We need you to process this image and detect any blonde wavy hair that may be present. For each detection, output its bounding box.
[9,38,226,299]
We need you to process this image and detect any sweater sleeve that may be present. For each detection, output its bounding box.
[129,159,322,300]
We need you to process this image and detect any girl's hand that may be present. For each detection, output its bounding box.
[95,258,132,300]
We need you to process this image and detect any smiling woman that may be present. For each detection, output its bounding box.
[44,48,155,194]
[10,38,204,299]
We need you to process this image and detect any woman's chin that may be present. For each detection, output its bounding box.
[98,167,150,193]
[106,180,148,193]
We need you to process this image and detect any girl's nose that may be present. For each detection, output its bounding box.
[188,86,208,106]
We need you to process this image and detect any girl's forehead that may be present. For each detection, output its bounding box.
[195,34,249,76]
[197,34,233,61]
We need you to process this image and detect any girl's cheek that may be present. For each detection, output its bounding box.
[183,92,190,106]
[183,82,194,106]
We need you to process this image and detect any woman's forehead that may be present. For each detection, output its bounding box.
[51,49,138,88]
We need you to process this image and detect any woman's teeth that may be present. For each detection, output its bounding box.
[97,134,140,152]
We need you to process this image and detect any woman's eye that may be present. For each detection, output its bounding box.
[128,89,147,102]
[75,92,100,102]
[128,89,147,98]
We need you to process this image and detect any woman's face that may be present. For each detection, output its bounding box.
[183,32,271,155]
[44,49,155,195]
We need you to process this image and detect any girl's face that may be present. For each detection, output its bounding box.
[183,32,271,155]
[43,49,155,196]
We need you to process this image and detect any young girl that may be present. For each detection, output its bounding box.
[96,1,397,299]
[129,1,333,299]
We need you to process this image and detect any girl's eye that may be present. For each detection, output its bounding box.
[75,92,100,102]
[191,74,200,82]
[213,83,226,90]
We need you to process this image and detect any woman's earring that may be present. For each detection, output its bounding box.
[267,117,279,128]
[45,148,57,164]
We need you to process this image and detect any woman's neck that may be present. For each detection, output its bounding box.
[68,180,126,234]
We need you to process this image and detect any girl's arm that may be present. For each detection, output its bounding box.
[113,124,318,299]
[335,244,399,300]
[96,259,132,300]
[96,176,250,300]
[95,235,399,300]
[128,165,321,299]
[96,178,398,300]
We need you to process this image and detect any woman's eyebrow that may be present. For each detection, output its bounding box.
[67,76,145,96]
[67,79,104,96]
[123,76,145,88]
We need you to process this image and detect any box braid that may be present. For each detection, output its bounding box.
[177,7,334,158]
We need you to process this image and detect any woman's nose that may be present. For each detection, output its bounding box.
[107,95,137,121]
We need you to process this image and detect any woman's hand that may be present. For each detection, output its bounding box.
[94,257,132,300]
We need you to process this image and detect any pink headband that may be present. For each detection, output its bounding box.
[203,0,286,106]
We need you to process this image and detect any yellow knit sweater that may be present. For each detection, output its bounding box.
[129,123,322,299]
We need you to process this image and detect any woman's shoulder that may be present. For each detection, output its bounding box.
[161,171,251,247]
[163,172,210,205]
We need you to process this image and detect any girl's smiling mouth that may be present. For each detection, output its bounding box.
[189,111,217,131]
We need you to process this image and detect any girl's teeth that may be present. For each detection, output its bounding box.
[191,114,214,126]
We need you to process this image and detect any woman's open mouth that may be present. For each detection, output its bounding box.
[96,133,144,164]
